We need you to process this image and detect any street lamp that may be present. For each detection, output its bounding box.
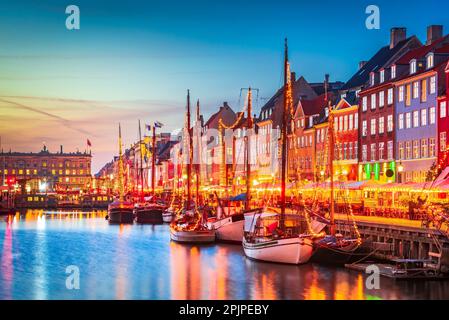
[397,162,404,183]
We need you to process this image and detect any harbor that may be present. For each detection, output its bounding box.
[2,210,449,300]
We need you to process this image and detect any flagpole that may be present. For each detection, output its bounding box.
[152,125,156,197]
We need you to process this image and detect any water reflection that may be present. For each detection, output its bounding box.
[1,210,449,300]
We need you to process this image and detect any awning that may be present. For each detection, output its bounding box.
[230,193,246,201]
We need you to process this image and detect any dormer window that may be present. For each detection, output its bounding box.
[427,53,434,69]
[380,70,385,83]
[325,107,329,117]
[410,59,417,74]
[370,73,375,86]
[391,65,396,79]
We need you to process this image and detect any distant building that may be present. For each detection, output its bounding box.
[0,145,92,193]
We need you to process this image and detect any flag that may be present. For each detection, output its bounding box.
[87,139,92,147]
[146,124,152,131]
[154,121,164,128]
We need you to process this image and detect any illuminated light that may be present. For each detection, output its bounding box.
[252,179,259,186]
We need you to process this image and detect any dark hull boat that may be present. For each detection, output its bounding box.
[311,235,362,265]
[108,201,134,224]
[135,204,164,224]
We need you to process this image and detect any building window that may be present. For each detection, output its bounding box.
[378,116,385,134]
[370,118,376,135]
[421,108,428,126]
[378,142,385,160]
[440,132,447,152]
[387,88,393,105]
[421,79,427,102]
[413,110,419,128]
[362,120,367,136]
[334,117,339,131]
[370,143,376,162]
[430,76,436,94]
[413,140,420,159]
[406,85,411,106]
[391,65,396,79]
[388,141,393,160]
[421,139,428,158]
[410,60,417,74]
[371,94,376,110]
[406,141,412,159]
[379,91,385,107]
[387,115,393,132]
[349,142,353,159]
[339,116,343,132]
[430,107,436,124]
[413,82,419,99]
[354,113,358,129]
[380,70,385,83]
[398,113,404,129]
[399,142,405,159]
[430,138,436,157]
[362,96,367,111]
[427,54,434,69]
[440,101,447,118]
[349,114,354,130]
[370,73,375,86]
[399,86,404,102]
[362,145,367,162]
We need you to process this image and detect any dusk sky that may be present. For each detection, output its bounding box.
[1,0,448,172]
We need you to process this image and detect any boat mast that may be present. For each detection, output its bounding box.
[118,123,124,203]
[280,39,289,230]
[186,90,192,210]
[152,125,156,197]
[328,100,336,236]
[245,88,253,211]
[138,120,144,201]
[196,99,201,205]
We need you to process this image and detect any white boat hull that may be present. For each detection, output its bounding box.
[170,229,216,243]
[243,236,313,265]
[208,217,244,243]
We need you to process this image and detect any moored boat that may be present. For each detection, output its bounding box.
[108,123,135,224]
[135,203,164,224]
[108,200,134,224]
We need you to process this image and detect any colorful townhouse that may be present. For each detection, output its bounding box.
[257,73,319,184]
[393,27,449,182]
[437,61,449,172]
[332,94,359,181]
[357,28,423,182]
[289,93,327,183]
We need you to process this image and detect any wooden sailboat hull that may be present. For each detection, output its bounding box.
[170,229,216,243]
[311,241,363,265]
[208,213,245,243]
[135,207,163,224]
[243,236,313,265]
[108,208,134,224]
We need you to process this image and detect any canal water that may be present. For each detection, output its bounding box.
[1,210,448,300]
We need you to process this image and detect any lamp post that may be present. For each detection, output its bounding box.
[397,162,404,183]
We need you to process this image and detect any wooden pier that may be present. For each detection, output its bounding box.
[336,215,449,271]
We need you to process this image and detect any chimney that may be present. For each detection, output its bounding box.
[60,145,63,154]
[427,25,443,45]
[223,102,229,109]
[390,27,407,49]
[359,61,367,70]
[291,72,296,83]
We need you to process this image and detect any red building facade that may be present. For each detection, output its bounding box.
[437,62,449,170]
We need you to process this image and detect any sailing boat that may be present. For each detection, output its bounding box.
[108,124,134,224]
[170,90,216,243]
[310,101,362,265]
[242,39,314,264]
[135,120,164,224]
[207,89,255,243]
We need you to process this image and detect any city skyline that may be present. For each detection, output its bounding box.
[1,0,449,172]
